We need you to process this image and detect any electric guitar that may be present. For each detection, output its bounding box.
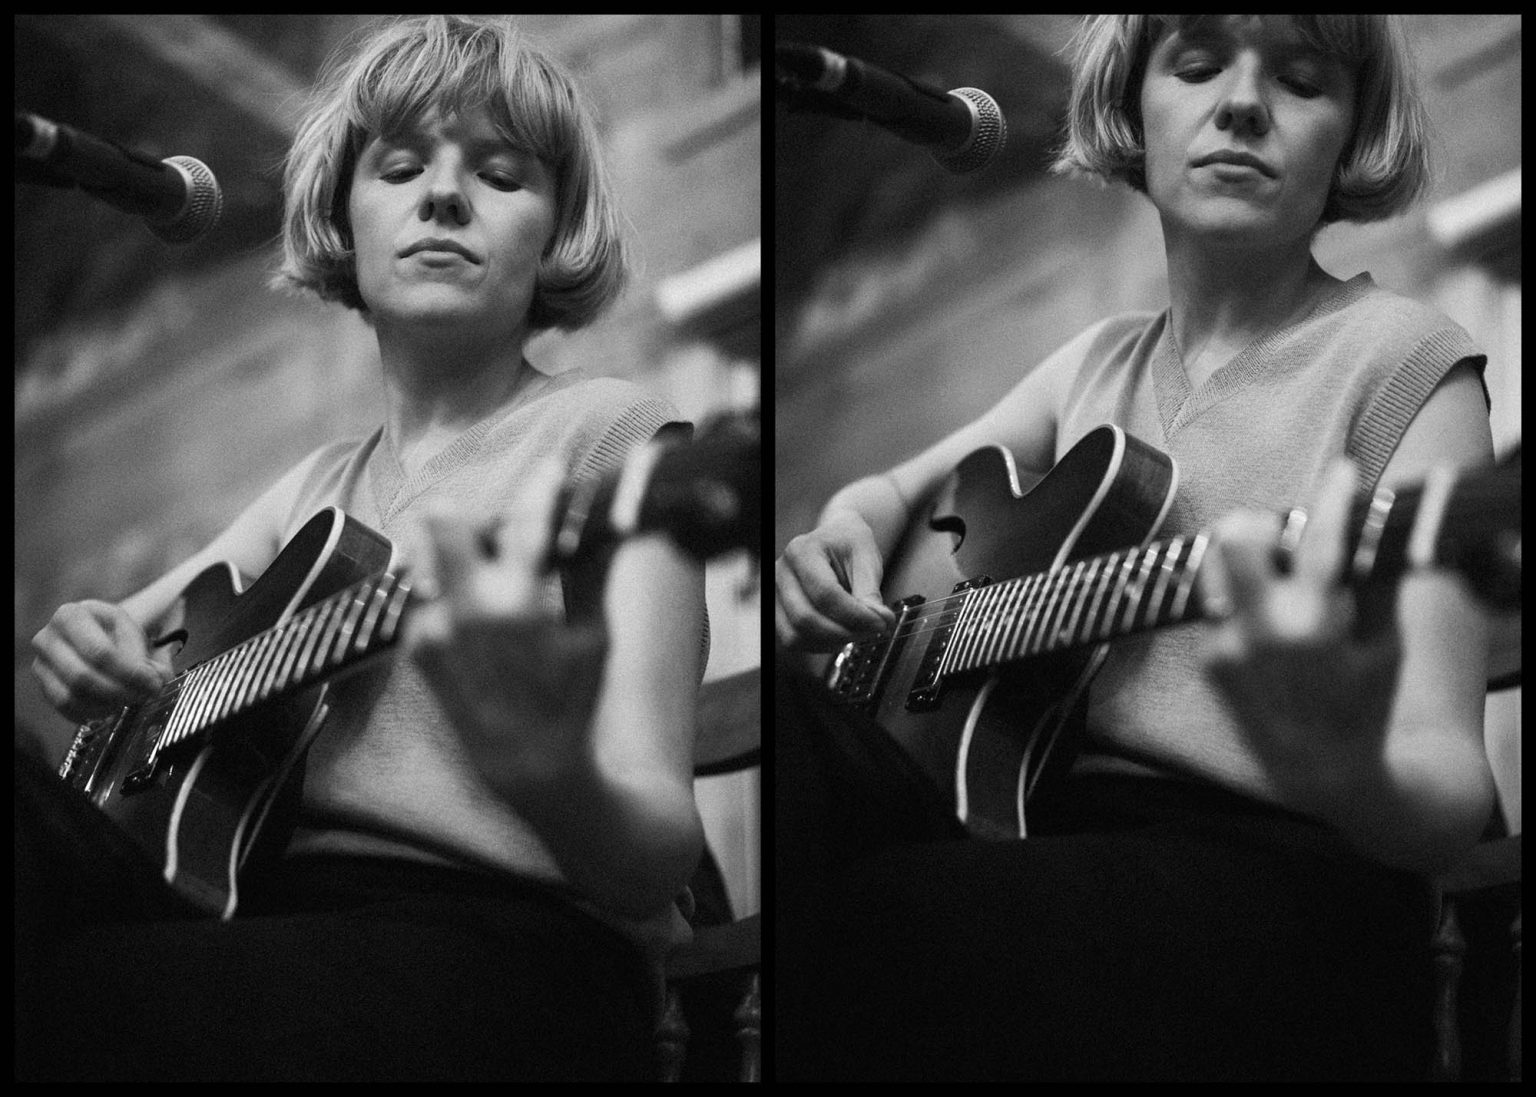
[57,410,759,919]
[824,424,1521,839]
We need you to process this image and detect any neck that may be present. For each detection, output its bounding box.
[1162,229,1327,370]
[373,316,534,462]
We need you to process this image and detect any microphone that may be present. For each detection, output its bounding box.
[16,111,223,243]
[775,42,1006,174]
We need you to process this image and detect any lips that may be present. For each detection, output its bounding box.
[1193,151,1276,177]
[400,238,481,263]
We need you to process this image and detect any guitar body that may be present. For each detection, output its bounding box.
[858,425,1176,838]
[58,508,393,918]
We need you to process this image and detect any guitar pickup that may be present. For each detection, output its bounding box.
[906,575,990,711]
[825,595,924,707]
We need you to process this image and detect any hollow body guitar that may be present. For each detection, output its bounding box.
[57,510,395,920]
[826,425,1179,838]
[56,410,760,919]
[824,424,1521,840]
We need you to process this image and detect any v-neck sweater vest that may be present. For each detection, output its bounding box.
[1046,271,1487,802]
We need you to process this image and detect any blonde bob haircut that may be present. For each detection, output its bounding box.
[271,14,629,331]
[1050,14,1433,226]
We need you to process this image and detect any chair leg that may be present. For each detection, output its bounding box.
[657,986,689,1082]
[735,973,761,1083]
[1430,896,1466,1082]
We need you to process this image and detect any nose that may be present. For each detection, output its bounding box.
[1213,56,1272,138]
[417,160,470,227]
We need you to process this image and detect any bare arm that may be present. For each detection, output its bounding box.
[777,322,1087,650]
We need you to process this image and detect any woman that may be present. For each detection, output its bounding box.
[776,14,1495,1080]
[23,15,704,1081]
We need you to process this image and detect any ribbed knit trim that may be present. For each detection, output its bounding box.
[574,398,685,484]
[1154,273,1376,438]
[1346,328,1486,492]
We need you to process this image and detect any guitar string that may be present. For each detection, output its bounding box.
[854,476,1446,652]
[862,547,1202,648]
[149,575,402,696]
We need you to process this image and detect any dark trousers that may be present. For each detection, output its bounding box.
[774,650,1437,1081]
[15,747,652,1081]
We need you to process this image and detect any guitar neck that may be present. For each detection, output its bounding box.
[942,532,1212,675]
[943,477,1432,677]
[156,571,412,752]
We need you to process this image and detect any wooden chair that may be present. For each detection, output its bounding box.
[656,668,762,1082]
[1429,829,1521,1082]
[1429,653,1521,1083]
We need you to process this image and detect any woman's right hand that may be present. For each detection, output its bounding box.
[775,511,898,651]
[31,600,170,724]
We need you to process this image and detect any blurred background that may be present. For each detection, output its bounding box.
[776,15,1519,833]
[15,14,760,918]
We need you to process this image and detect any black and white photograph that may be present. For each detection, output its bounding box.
[775,14,1518,1082]
[17,14,760,1082]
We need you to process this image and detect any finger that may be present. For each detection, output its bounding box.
[32,631,137,709]
[775,559,870,649]
[797,546,896,635]
[1196,528,1234,620]
[1211,511,1278,619]
[422,507,485,609]
[832,540,895,626]
[497,458,565,571]
[31,657,95,723]
[50,607,162,694]
[1293,458,1357,586]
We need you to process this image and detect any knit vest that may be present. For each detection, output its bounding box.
[1051,271,1486,800]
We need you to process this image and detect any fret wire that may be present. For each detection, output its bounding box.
[269,606,321,700]
[311,586,362,677]
[959,584,997,673]
[1146,536,1185,628]
[353,577,397,657]
[165,664,204,745]
[982,581,1017,669]
[254,616,301,704]
[290,597,344,693]
[1170,533,1209,621]
[996,576,1032,664]
[1043,559,1089,654]
[982,580,1018,669]
[1022,565,1069,657]
[1080,549,1123,645]
[936,587,981,678]
[328,580,375,667]
[1117,548,1160,633]
[188,650,231,736]
[237,626,285,713]
[1021,566,1067,657]
[215,636,262,725]
[376,578,412,644]
[999,573,1041,663]
[208,642,250,727]
[1058,556,1104,651]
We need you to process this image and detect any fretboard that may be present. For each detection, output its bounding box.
[941,533,1212,676]
[155,571,413,752]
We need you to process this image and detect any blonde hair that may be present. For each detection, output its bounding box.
[271,14,629,331]
[1050,14,1433,225]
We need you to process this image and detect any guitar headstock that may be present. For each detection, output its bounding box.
[546,407,760,570]
[1435,445,1521,612]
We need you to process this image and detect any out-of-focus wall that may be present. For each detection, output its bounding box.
[16,14,761,915]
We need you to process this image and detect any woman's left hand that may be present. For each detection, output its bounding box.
[405,461,609,791]
[1198,458,1403,788]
